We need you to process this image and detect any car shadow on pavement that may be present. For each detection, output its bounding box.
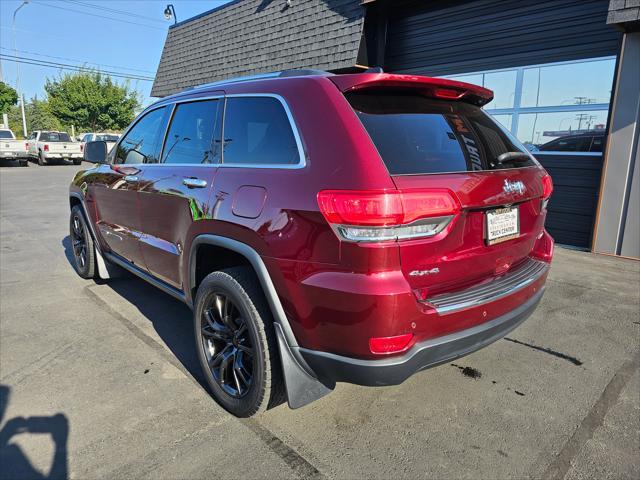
[61,236,207,390]
[0,385,69,480]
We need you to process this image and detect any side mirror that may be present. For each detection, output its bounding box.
[84,141,108,164]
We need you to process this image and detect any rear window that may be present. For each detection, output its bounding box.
[347,91,536,175]
[40,132,71,142]
[0,130,13,139]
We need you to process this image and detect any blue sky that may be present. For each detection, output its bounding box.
[0,0,232,109]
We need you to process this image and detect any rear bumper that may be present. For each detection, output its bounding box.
[299,287,544,387]
[44,153,82,159]
[0,152,27,159]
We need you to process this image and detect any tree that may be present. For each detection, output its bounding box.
[0,82,18,114]
[8,97,62,136]
[45,71,140,131]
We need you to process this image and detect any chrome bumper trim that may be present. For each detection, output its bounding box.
[426,257,549,314]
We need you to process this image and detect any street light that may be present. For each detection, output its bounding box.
[12,0,29,137]
[164,4,177,25]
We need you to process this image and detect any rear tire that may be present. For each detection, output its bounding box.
[19,160,28,167]
[69,205,96,279]
[194,267,285,417]
[73,159,82,165]
[38,152,47,166]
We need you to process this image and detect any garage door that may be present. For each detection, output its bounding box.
[534,153,604,249]
[384,0,620,77]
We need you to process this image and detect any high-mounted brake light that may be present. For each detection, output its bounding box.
[433,88,464,100]
[317,189,460,242]
[43,144,49,152]
[369,333,414,355]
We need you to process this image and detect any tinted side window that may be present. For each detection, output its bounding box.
[162,100,221,164]
[115,107,167,164]
[222,97,299,165]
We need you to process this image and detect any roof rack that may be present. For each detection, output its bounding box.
[186,69,333,92]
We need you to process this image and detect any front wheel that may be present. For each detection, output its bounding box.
[69,205,96,278]
[194,267,285,417]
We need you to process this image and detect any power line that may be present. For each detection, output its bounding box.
[60,0,168,24]
[0,46,156,75]
[31,1,166,31]
[0,54,154,82]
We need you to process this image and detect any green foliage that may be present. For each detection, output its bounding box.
[8,97,62,137]
[45,72,140,131]
[0,82,19,114]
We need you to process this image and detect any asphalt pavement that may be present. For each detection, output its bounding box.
[1,160,638,479]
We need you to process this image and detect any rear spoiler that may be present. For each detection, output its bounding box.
[329,73,494,107]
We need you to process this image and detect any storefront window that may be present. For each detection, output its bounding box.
[442,57,615,151]
[521,58,615,107]
[517,110,608,146]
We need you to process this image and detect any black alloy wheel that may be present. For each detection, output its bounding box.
[69,205,96,278]
[194,267,285,417]
[201,293,254,398]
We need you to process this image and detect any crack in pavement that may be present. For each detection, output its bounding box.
[541,352,640,480]
[83,284,324,480]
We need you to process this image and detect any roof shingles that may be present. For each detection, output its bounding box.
[151,0,364,97]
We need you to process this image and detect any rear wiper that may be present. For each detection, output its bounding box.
[495,151,531,165]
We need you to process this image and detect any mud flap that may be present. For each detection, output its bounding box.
[274,323,333,409]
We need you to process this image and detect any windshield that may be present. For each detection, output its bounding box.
[346,91,536,175]
[0,130,14,139]
[95,134,120,142]
[40,132,71,142]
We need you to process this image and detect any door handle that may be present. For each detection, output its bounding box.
[183,178,207,188]
[124,175,139,182]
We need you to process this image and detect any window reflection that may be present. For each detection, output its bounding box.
[442,56,615,151]
[521,59,615,107]
[517,110,608,145]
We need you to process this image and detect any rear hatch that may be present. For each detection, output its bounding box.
[334,74,551,296]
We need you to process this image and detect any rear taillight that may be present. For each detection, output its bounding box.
[24,143,28,151]
[541,174,553,210]
[43,144,49,152]
[369,333,414,355]
[80,144,84,152]
[542,174,553,198]
[317,189,460,242]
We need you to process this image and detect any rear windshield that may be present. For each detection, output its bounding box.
[40,132,71,142]
[0,130,13,139]
[347,91,536,175]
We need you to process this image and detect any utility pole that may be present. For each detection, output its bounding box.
[12,1,29,138]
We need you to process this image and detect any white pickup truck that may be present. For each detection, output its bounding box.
[27,130,83,166]
[0,128,29,167]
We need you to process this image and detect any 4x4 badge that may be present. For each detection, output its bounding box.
[409,268,440,277]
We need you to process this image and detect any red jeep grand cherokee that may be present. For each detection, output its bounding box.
[70,70,553,417]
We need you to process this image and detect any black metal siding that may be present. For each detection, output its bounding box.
[384,0,620,76]
[534,153,604,249]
